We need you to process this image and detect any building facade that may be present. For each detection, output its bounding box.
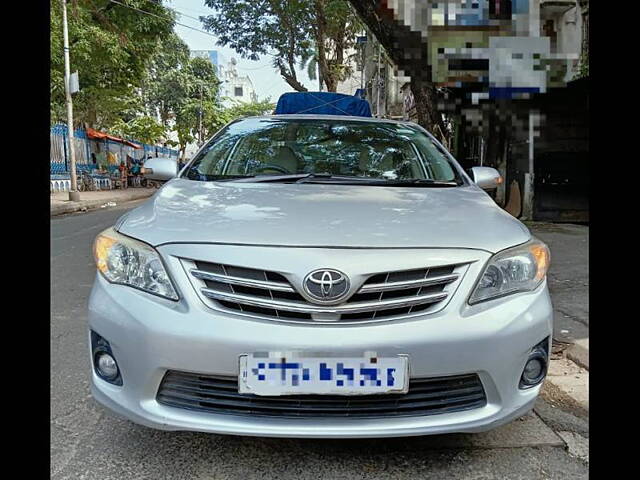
[189,51,258,106]
[337,35,410,121]
[219,58,258,106]
[348,0,588,222]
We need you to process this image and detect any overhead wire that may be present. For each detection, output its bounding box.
[108,1,309,98]
[108,0,218,39]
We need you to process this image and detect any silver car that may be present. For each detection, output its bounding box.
[89,115,552,438]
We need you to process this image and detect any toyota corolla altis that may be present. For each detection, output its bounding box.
[89,115,551,438]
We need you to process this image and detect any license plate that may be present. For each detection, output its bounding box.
[239,352,409,396]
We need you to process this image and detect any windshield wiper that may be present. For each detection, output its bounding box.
[224,173,334,183]
[375,179,461,187]
[297,178,461,187]
[216,174,460,187]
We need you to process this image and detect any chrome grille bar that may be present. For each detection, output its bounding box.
[201,288,448,314]
[190,269,294,293]
[359,273,459,293]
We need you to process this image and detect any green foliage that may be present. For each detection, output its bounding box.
[141,34,221,148]
[206,99,276,134]
[109,116,167,145]
[574,51,589,80]
[201,0,312,62]
[172,57,223,151]
[202,0,312,91]
[50,0,175,128]
[51,0,276,157]
[200,0,361,92]
[139,40,225,154]
[140,33,192,124]
[299,49,318,81]
[224,99,276,119]
[320,0,362,84]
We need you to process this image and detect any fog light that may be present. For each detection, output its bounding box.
[96,352,119,380]
[90,330,123,386]
[519,337,549,389]
[523,357,543,381]
[520,353,548,388]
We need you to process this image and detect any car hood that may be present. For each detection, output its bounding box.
[117,178,530,253]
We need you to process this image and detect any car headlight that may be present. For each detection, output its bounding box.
[93,227,179,301]
[469,238,550,305]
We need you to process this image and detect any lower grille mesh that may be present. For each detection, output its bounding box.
[156,371,487,418]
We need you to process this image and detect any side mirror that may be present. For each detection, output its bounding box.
[469,166,503,191]
[142,157,177,182]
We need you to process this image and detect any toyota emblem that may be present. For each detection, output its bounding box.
[303,269,350,302]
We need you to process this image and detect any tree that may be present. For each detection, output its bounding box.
[139,33,223,159]
[201,0,311,92]
[207,99,276,134]
[50,0,175,128]
[170,57,222,159]
[223,98,276,119]
[347,0,445,133]
[141,33,191,124]
[574,0,589,80]
[109,116,167,145]
[200,0,361,93]
[312,0,362,92]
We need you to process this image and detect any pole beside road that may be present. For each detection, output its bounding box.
[198,81,203,146]
[62,0,80,202]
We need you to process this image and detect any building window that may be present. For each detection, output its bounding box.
[490,0,512,19]
[234,86,243,97]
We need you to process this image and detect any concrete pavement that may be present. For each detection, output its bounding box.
[50,187,158,216]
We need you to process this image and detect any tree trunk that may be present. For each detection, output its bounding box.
[314,0,334,92]
[348,0,444,132]
[410,78,445,136]
[283,75,309,92]
[323,69,337,92]
[277,61,308,92]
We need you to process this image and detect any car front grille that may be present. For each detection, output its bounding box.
[183,259,466,323]
[156,371,487,418]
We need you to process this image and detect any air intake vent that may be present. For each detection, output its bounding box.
[157,371,487,418]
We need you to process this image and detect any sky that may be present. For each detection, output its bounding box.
[165,0,316,102]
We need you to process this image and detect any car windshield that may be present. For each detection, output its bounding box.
[182,117,462,184]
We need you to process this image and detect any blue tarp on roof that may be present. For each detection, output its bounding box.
[275,92,372,117]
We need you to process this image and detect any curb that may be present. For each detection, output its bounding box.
[565,339,588,371]
[543,357,588,415]
[51,190,155,217]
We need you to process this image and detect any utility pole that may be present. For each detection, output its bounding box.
[198,82,203,146]
[61,0,79,201]
[376,43,382,118]
[360,46,365,91]
[522,110,537,220]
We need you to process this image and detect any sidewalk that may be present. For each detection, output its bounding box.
[50,187,157,217]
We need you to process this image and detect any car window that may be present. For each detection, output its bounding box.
[184,136,240,181]
[184,118,459,183]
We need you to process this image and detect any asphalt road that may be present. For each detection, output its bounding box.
[51,202,588,480]
[525,223,589,345]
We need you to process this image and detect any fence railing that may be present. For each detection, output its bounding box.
[50,123,179,176]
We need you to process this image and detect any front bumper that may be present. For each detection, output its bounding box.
[88,271,552,438]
